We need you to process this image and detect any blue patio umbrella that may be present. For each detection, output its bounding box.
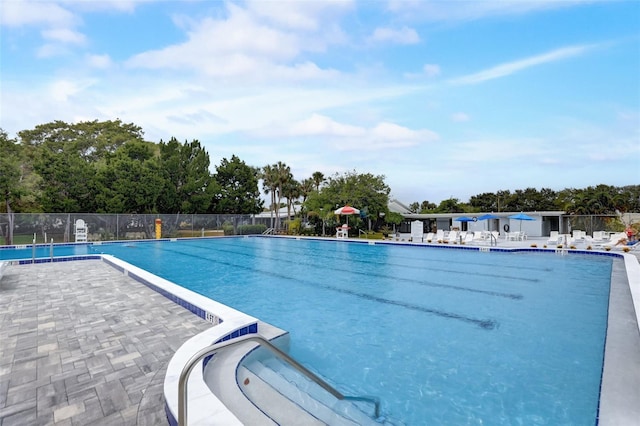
[477,213,500,231]
[508,212,535,232]
[455,216,475,222]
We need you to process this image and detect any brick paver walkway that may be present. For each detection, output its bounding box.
[0,260,212,425]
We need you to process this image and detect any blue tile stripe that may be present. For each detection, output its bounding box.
[13,255,102,265]
[100,257,224,325]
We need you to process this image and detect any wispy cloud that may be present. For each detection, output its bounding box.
[450,44,599,86]
[0,1,76,27]
[451,112,469,122]
[368,26,420,44]
[423,64,440,77]
[42,28,86,45]
[386,0,606,22]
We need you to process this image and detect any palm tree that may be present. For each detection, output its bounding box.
[261,164,278,229]
[312,171,325,192]
[274,162,292,230]
[299,178,314,220]
[282,179,301,226]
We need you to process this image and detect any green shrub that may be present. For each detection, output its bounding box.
[237,224,268,235]
[288,219,302,235]
[222,221,235,236]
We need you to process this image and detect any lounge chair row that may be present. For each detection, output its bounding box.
[546,230,638,250]
[421,230,499,244]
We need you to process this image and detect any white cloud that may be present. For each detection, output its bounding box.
[290,114,364,137]
[386,0,602,22]
[36,43,71,58]
[451,112,469,122]
[423,64,440,77]
[49,79,95,102]
[369,26,420,44]
[42,28,86,45]
[126,3,346,82]
[86,53,113,69]
[246,0,354,31]
[364,121,438,149]
[450,44,598,86]
[0,1,77,27]
[254,113,438,151]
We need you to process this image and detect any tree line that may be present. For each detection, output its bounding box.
[408,184,640,215]
[0,120,394,242]
[2,119,638,241]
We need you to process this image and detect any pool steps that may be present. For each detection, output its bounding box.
[202,322,386,425]
[240,356,383,425]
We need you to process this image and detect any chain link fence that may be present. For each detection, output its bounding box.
[0,213,270,245]
[562,215,628,235]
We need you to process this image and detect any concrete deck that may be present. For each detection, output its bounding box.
[0,260,212,425]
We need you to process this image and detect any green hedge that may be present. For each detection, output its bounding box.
[237,224,268,235]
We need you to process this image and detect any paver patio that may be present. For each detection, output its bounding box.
[0,260,212,426]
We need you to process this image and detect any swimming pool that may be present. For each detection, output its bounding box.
[20,237,608,425]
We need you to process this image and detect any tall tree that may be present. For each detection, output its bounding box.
[0,130,23,244]
[322,170,391,222]
[31,141,96,212]
[157,137,214,213]
[282,178,301,223]
[18,119,143,162]
[94,141,165,213]
[212,155,262,214]
[273,162,292,229]
[299,178,315,219]
[311,171,325,192]
[261,164,278,228]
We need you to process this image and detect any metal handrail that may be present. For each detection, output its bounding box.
[489,233,498,246]
[178,334,380,425]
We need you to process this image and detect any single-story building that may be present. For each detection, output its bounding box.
[388,199,568,238]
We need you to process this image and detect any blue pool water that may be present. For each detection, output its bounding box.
[3,238,613,425]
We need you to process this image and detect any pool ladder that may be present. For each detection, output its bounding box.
[178,334,381,425]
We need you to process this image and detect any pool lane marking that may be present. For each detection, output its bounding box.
[247,238,553,273]
[181,241,524,300]
[207,239,543,282]
[157,245,498,330]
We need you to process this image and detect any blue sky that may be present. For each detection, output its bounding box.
[1,0,639,204]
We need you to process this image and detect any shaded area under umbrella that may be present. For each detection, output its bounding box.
[334,205,360,226]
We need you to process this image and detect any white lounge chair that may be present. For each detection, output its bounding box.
[596,233,628,249]
[435,230,444,242]
[446,231,458,243]
[547,231,559,244]
[572,230,585,240]
[425,232,434,242]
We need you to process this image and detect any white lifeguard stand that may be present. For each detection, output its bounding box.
[74,219,88,243]
[411,220,424,242]
[336,224,350,239]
